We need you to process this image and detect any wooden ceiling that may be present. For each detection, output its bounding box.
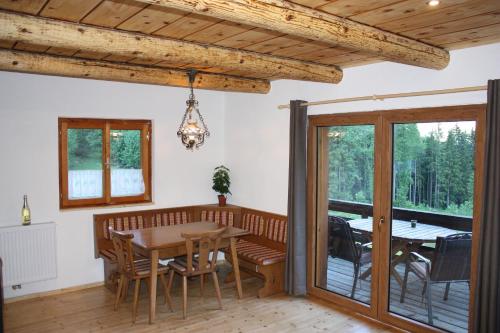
[0,0,499,92]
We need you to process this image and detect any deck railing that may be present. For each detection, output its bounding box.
[328,199,472,232]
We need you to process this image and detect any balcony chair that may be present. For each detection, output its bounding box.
[111,230,173,323]
[166,227,226,319]
[328,216,372,298]
[400,233,472,325]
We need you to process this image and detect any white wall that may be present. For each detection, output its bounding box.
[0,72,225,298]
[224,43,500,215]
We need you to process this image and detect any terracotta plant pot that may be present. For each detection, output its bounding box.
[218,195,227,207]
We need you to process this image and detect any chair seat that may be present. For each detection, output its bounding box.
[126,259,169,277]
[233,239,285,266]
[168,257,211,275]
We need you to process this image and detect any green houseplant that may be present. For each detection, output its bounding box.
[212,165,231,206]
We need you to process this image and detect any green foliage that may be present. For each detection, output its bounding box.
[328,125,374,204]
[68,128,102,170]
[110,130,141,169]
[328,123,476,217]
[67,129,141,170]
[212,165,231,195]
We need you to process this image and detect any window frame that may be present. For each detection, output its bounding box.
[58,118,152,209]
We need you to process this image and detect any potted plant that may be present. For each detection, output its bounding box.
[212,165,231,206]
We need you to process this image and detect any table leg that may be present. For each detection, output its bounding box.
[149,249,159,324]
[390,241,423,286]
[229,237,243,299]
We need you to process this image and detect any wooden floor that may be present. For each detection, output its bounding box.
[4,263,397,333]
[327,257,469,333]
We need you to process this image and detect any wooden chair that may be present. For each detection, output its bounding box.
[400,233,472,325]
[166,227,227,319]
[111,230,173,323]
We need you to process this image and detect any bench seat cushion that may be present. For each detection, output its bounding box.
[235,240,285,266]
[99,249,145,262]
[100,249,117,262]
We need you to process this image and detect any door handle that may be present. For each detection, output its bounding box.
[378,216,385,230]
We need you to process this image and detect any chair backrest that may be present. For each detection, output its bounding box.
[430,233,472,282]
[328,216,359,263]
[181,227,227,274]
[110,229,136,276]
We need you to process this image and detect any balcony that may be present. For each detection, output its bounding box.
[326,199,472,332]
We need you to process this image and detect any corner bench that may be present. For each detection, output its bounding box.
[224,208,287,298]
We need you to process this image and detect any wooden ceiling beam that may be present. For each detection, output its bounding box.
[136,0,450,69]
[0,11,342,83]
[0,49,271,93]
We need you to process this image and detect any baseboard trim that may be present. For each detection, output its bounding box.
[4,281,104,304]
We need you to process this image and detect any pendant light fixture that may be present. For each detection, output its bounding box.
[177,70,210,150]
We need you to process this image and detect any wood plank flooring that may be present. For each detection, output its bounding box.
[4,263,397,333]
[326,257,469,333]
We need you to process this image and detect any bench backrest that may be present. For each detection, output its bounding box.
[93,205,195,258]
[240,207,287,253]
[150,207,193,227]
[200,208,235,227]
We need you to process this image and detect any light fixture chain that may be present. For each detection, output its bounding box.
[196,107,210,136]
[177,105,189,133]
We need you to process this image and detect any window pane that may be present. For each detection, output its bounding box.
[67,128,103,199]
[388,121,475,333]
[110,129,145,197]
[316,125,375,305]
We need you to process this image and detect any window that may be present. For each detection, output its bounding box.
[59,118,152,209]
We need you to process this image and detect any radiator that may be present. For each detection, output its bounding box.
[0,222,57,287]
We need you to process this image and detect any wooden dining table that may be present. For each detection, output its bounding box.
[348,218,462,285]
[121,221,249,324]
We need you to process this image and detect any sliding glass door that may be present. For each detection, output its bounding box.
[308,105,485,332]
[308,113,381,317]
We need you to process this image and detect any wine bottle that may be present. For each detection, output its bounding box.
[21,195,31,226]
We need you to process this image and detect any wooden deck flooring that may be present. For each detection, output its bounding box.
[327,257,469,333]
[4,263,398,333]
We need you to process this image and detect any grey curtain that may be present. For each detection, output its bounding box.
[285,100,308,296]
[474,79,500,333]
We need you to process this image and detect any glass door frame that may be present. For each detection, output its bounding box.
[306,105,486,332]
[306,112,383,319]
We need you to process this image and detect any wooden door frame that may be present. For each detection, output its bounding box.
[306,104,486,333]
[307,112,382,319]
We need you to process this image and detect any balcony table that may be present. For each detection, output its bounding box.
[347,218,463,285]
[120,221,249,324]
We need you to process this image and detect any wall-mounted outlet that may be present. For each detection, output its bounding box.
[12,284,21,290]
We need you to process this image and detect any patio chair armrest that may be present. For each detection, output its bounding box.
[410,251,431,274]
[410,252,430,263]
[356,242,372,256]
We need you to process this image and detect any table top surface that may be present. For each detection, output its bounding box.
[119,221,249,250]
[348,218,462,242]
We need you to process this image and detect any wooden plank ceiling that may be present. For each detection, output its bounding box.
[0,0,499,90]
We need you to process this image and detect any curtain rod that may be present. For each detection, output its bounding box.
[277,85,488,110]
